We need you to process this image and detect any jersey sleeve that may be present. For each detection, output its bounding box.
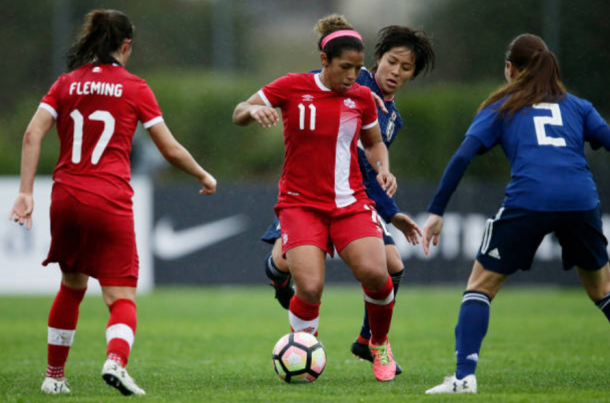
[258,75,293,108]
[136,81,164,129]
[361,88,378,129]
[582,101,610,149]
[465,104,503,148]
[427,136,485,216]
[39,76,64,119]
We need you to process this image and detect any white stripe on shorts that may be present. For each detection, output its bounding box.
[481,207,504,254]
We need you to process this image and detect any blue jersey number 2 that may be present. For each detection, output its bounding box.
[533,103,565,147]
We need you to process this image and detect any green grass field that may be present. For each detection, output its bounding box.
[1,286,608,402]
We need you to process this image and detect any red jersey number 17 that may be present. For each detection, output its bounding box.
[69,109,116,165]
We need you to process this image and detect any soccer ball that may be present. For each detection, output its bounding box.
[272,332,326,383]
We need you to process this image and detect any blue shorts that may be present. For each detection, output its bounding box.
[261,214,396,246]
[477,205,609,275]
[261,216,282,245]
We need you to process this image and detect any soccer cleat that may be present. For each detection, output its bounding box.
[41,377,70,394]
[369,340,397,382]
[425,373,477,394]
[101,359,146,396]
[351,339,403,375]
[269,278,295,310]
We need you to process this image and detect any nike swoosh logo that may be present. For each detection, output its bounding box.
[154,214,249,260]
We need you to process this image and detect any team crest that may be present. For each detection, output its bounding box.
[302,94,314,102]
[344,98,356,109]
[386,111,397,141]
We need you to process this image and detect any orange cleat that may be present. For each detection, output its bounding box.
[369,340,396,382]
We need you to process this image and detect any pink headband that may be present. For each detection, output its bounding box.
[321,30,363,49]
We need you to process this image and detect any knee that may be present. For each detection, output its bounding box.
[295,282,323,304]
[360,266,389,291]
[272,243,289,272]
[61,272,88,289]
[386,254,404,274]
[585,285,610,302]
[271,250,289,272]
[102,287,136,307]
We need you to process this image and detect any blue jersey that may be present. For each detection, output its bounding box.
[356,68,403,222]
[467,93,608,211]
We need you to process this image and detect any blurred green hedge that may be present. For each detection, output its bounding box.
[0,71,510,183]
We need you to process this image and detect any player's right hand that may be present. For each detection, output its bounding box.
[250,105,279,128]
[422,213,443,257]
[198,173,217,195]
[376,172,397,197]
[9,193,34,230]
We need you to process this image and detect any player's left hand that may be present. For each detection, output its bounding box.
[371,92,388,114]
[376,172,397,197]
[9,193,34,230]
[391,212,422,245]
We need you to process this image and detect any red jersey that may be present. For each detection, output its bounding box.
[259,73,378,213]
[40,63,163,215]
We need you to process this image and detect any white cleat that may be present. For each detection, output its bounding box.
[101,359,146,396]
[425,373,477,394]
[41,377,70,394]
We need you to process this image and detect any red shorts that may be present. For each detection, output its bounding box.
[43,184,138,287]
[277,201,383,257]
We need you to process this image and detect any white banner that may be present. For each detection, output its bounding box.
[0,176,153,294]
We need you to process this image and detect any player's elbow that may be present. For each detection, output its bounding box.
[232,103,253,126]
[22,128,43,148]
[231,107,240,125]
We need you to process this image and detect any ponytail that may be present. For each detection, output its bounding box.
[67,9,134,71]
[479,33,565,116]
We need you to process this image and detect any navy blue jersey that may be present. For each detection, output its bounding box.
[468,93,608,211]
[356,68,402,222]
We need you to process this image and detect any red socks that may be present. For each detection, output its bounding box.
[289,295,321,336]
[106,299,137,367]
[45,287,137,377]
[363,276,395,345]
[46,284,87,378]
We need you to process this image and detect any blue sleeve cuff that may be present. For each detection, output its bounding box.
[587,125,610,151]
[365,173,401,222]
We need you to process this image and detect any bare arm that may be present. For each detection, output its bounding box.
[360,124,397,197]
[232,93,279,128]
[9,108,55,229]
[147,122,217,195]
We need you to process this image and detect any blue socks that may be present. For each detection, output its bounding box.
[455,290,491,379]
[359,269,404,341]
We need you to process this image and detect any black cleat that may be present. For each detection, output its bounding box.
[351,340,403,375]
[269,278,295,310]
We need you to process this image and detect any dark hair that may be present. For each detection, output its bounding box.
[371,25,435,78]
[67,9,134,71]
[315,14,363,62]
[479,33,566,116]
